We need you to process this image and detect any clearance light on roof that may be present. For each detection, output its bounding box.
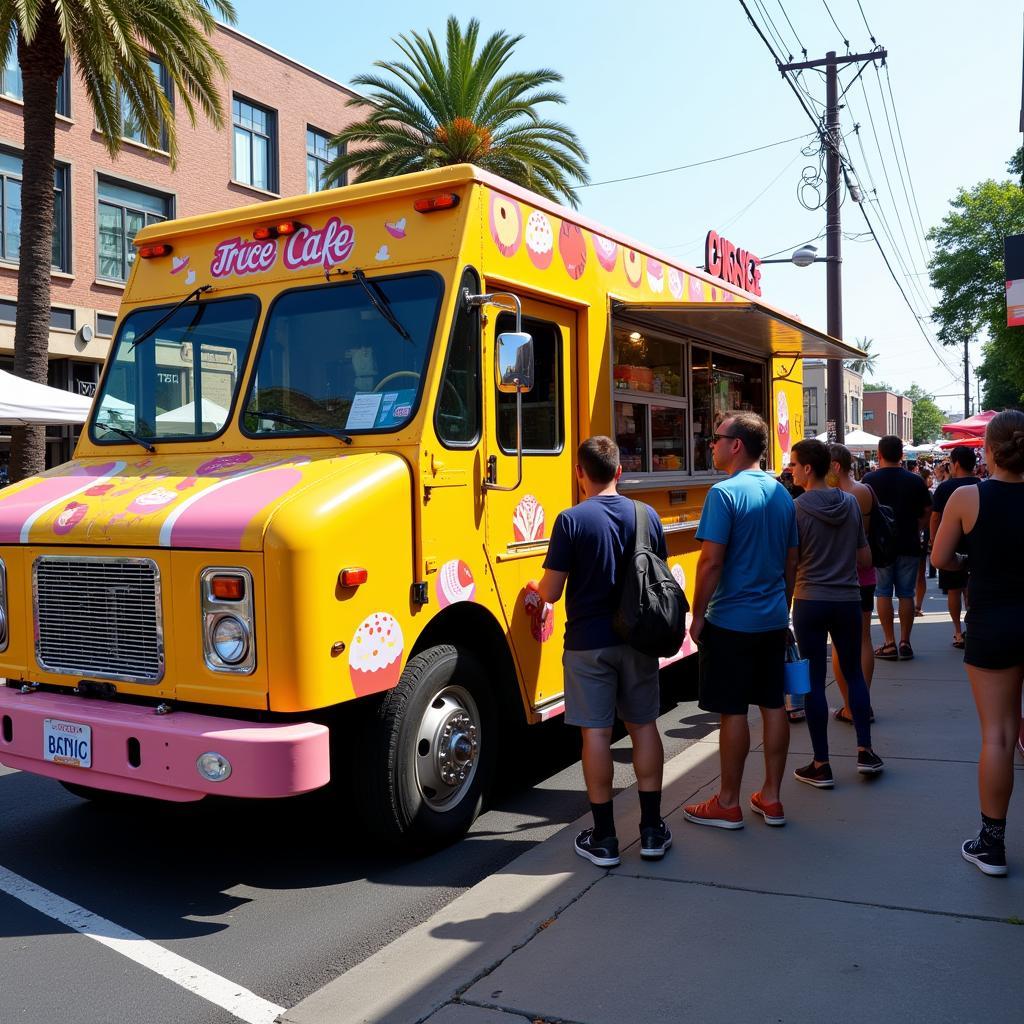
[138,243,173,259]
[414,193,460,214]
[253,220,305,240]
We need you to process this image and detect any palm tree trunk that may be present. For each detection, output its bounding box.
[9,8,65,483]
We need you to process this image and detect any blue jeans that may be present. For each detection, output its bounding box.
[874,555,919,600]
[792,598,872,761]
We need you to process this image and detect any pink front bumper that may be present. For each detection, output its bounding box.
[0,688,330,802]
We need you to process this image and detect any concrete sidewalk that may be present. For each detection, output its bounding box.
[284,581,1024,1024]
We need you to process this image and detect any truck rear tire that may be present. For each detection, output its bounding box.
[357,644,495,848]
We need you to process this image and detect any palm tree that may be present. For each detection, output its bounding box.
[2,0,234,481]
[845,336,879,378]
[323,16,589,207]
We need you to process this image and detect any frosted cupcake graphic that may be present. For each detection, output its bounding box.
[667,266,684,299]
[777,391,791,460]
[592,234,618,272]
[349,612,404,696]
[646,259,665,293]
[513,494,545,542]
[524,210,554,269]
[436,559,476,607]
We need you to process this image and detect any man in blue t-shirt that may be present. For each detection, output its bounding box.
[528,436,670,868]
[683,412,799,831]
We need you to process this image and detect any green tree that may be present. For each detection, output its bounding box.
[3,0,234,481]
[903,383,944,444]
[323,16,589,206]
[928,150,1024,411]
[864,380,895,393]
[844,336,878,377]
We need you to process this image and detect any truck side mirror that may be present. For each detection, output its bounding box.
[495,331,534,394]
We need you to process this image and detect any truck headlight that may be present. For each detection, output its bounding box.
[201,567,256,674]
[0,558,8,652]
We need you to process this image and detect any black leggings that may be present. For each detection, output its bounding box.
[792,598,872,761]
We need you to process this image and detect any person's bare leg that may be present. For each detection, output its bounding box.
[915,557,926,614]
[948,588,964,642]
[967,665,1024,819]
[758,706,790,805]
[833,645,850,712]
[897,596,916,645]
[877,596,895,647]
[718,713,749,808]
[581,726,614,803]
[624,720,664,792]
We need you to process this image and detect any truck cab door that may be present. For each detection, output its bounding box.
[482,297,576,715]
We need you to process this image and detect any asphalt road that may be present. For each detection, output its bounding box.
[0,664,712,1024]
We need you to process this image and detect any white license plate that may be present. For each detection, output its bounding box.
[43,718,92,769]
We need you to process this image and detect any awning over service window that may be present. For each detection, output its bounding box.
[612,300,865,362]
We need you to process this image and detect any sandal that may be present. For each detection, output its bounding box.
[787,709,806,723]
[952,636,965,649]
[874,642,899,660]
[833,706,875,725]
[898,642,914,660]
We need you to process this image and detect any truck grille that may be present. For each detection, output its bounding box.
[33,557,165,684]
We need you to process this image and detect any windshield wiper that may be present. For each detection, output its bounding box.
[129,284,212,351]
[248,409,352,445]
[352,268,411,342]
[96,422,156,453]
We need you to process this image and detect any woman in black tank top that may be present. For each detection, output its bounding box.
[933,410,1024,877]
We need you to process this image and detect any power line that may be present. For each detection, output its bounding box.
[820,0,850,50]
[752,0,794,61]
[579,132,815,188]
[775,0,807,57]
[855,0,878,45]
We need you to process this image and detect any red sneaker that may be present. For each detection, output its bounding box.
[683,794,743,830]
[749,791,786,826]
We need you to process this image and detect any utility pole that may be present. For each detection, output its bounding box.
[963,338,971,419]
[779,48,886,446]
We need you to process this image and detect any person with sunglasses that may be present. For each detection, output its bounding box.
[683,413,799,829]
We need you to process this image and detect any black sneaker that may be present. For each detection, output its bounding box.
[962,836,1007,877]
[640,821,672,860]
[857,749,885,774]
[793,762,834,788]
[574,828,620,867]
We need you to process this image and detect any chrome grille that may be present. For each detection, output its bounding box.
[33,557,164,684]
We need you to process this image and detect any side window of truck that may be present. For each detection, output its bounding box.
[435,268,482,446]
[496,313,562,454]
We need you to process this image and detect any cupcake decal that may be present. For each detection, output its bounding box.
[513,493,545,543]
[127,486,178,516]
[667,266,684,299]
[349,612,405,696]
[524,589,555,643]
[646,259,665,293]
[558,223,587,280]
[385,218,407,239]
[623,247,643,288]
[489,193,522,257]
[524,210,554,269]
[688,274,705,301]
[671,564,686,591]
[592,234,618,272]
[436,559,476,608]
[777,391,791,460]
[53,501,88,536]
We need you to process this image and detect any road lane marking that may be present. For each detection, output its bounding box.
[0,865,285,1024]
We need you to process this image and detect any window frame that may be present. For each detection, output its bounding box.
[434,267,482,449]
[0,149,71,271]
[96,176,173,283]
[232,95,278,193]
[306,125,341,192]
[119,57,173,151]
[1,48,69,116]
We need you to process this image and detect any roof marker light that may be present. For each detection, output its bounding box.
[253,220,305,240]
[138,243,173,259]
[414,193,460,213]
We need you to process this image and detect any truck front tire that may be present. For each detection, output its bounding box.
[357,644,495,848]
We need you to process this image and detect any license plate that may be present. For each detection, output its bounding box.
[43,718,92,769]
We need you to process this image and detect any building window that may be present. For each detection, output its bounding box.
[233,96,277,192]
[1,43,70,116]
[804,386,817,426]
[97,177,171,282]
[851,396,860,425]
[0,299,15,322]
[96,313,117,337]
[49,307,74,331]
[306,127,340,192]
[864,408,874,422]
[0,151,70,271]
[121,58,171,150]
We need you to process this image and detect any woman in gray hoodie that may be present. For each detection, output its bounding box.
[790,440,884,787]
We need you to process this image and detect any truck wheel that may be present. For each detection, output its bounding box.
[358,644,494,848]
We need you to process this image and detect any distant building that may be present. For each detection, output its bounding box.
[863,389,914,444]
[0,24,367,465]
[802,360,864,438]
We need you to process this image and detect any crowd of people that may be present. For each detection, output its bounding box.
[528,408,1024,878]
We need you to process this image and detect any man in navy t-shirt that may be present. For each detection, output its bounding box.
[528,436,671,868]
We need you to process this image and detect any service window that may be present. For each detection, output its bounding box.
[496,312,562,453]
[690,346,766,472]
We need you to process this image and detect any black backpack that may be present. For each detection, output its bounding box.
[613,501,689,658]
[865,484,898,569]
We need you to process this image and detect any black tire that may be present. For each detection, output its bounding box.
[355,644,495,849]
[59,781,143,806]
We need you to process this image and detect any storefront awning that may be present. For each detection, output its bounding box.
[612,300,865,361]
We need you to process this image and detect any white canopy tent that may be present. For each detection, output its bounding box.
[155,397,228,429]
[814,428,885,452]
[0,368,93,425]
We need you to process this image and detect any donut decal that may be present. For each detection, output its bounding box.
[489,193,522,257]
[524,210,555,269]
[623,247,643,288]
[667,266,684,299]
[349,612,404,695]
[512,493,545,543]
[436,559,476,607]
[689,275,705,301]
[558,223,587,280]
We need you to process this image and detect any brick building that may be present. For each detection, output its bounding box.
[0,24,366,468]
[862,389,914,444]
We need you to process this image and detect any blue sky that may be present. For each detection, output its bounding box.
[233,0,1021,414]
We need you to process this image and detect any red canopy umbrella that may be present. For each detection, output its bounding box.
[939,436,985,450]
[941,409,998,437]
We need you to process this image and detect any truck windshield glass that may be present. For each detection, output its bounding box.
[90,295,259,443]
[243,272,442,438]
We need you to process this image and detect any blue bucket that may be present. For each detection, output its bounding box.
[784,658,811,696]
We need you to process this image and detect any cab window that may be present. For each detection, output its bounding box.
[496,312,562,454]
[435,268,481,446]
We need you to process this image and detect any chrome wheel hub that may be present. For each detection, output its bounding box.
[415,685,481,811]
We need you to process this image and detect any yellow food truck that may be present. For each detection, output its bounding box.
[0,165,858,844]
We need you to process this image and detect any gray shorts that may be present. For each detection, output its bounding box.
[562,645,661,728]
